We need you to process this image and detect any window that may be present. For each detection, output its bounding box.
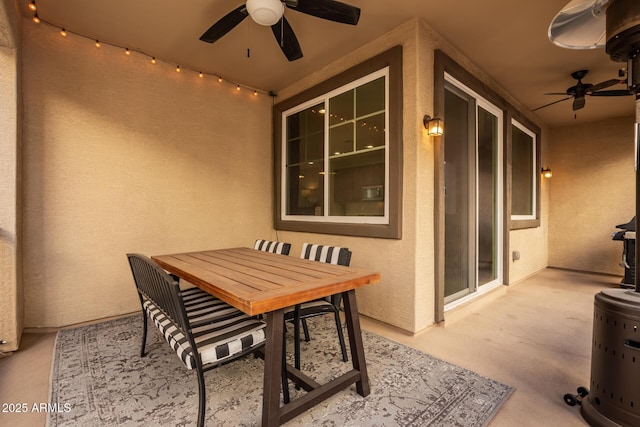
[511,120,537,220]
[274,46,403,239]
[283,71,387,221]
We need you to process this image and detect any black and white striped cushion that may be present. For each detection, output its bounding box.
[143,289,265,370]
[300,243,351,265]
[254,239,291,255]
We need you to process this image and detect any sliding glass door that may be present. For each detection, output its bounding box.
[444,75,503,306]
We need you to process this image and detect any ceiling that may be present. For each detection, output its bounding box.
[22,0,636,128]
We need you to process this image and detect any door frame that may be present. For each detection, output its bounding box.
[433,50,511,322]
[441,74,504,309]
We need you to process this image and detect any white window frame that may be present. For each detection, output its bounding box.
[280,67,390,225]
[510,119,537,221]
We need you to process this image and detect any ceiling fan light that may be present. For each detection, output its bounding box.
[246,0,284,26]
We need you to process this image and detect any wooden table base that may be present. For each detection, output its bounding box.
[261,289,370,426]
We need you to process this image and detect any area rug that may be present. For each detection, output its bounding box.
[48,314,513,426]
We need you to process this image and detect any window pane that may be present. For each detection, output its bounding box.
[287,162,325,216]
[329,122,354,155]
[356,77,385,117]
[329,149,385,216]
[286,103,325,216]
[477,107,498,286]
[356,113,385,150]
[511,124,534,216]
[329,91,354,125]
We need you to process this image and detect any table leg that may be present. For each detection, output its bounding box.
[262,309,284,427]
[342,289,370,397]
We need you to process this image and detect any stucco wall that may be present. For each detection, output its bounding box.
[0,0,22,351]
[276,18,549,333]
[21,20,274,327]
[549,116,634,275]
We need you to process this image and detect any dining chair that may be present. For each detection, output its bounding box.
[127,254,266,427]
[287,243,351,370]
[254,239,292,255]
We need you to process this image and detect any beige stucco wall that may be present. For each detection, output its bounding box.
[276,18,549,333]
[0,0,22,352]
[21,19,274,327]
[16,15,551,333]
[549,115,634,276]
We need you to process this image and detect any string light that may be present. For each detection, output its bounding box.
[26,1,272,98]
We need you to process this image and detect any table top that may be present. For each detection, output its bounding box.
[152,247,380,316]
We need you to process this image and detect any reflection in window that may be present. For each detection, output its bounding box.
[511,120,536,219]
[283,71,388,223]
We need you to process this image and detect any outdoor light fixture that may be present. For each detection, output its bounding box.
[541,167,553,178]
[423,115,444,136]
[246,0,284,26]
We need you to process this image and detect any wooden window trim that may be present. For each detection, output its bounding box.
[273,46,403,239]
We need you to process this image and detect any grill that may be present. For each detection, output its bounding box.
[612,217,636,289]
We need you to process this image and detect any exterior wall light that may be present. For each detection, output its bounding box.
[423,115,444,136]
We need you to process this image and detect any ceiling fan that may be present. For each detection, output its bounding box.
[532,69,630,112]
[199,0,361,62]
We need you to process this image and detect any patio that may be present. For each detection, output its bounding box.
[0,267,612,426]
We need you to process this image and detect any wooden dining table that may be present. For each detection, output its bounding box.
[151,247,380,426]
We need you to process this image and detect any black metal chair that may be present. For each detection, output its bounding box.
[286,243,351,371]
[127,253,266,427]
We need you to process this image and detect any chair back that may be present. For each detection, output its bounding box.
[127,253,191,334]
[300,243,351,266]
[254,239,292,255]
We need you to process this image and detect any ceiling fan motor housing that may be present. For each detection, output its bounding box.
[606,0,640,90]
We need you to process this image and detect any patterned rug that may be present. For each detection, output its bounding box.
[49,315,513,426]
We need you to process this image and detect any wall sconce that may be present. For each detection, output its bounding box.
[541,167,552,178]
[423,115,444,136]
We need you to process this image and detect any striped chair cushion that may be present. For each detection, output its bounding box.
[300,243,351,266]
[254,239,291,255]
[143,288,266,370]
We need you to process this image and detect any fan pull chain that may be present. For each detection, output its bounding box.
[247,48,250,58]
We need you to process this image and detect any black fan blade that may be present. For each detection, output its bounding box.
[286,0,360,25]
[532,96,572,112]
[200,5,249,43]
[590,89,632,96]
[271,16,303,61]
[588,79,623,93]
[573,96,585,111]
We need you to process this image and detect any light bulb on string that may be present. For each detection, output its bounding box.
[32,13,40,24]
[125,48,131,55]
[60,28,67,37]
[150,57,156,64]
[28,2,36,12]
[236,85,241,91]
[199,72,204,78]
[95,40,101,48]
[176,65,181,73]
[218,76,223,83]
